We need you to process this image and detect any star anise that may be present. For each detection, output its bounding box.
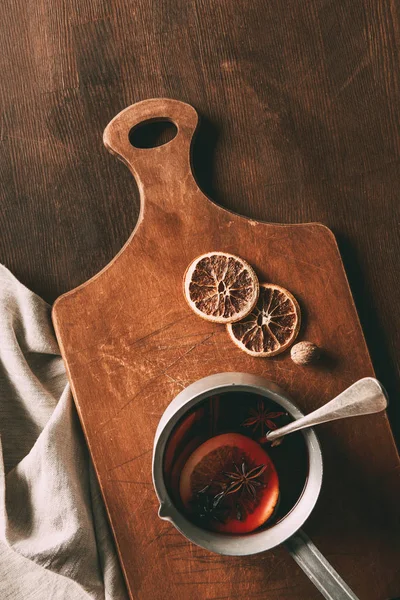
[214,461,268,504]
[190,485,230,523]
[242,399,285,437]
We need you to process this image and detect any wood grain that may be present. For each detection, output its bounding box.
[52,98,400,600]
[1,1,400,598]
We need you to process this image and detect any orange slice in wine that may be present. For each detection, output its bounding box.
[179,433,279,534]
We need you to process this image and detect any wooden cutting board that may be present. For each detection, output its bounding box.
[52,99,400,600]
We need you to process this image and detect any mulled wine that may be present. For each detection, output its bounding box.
[163,391,309,534]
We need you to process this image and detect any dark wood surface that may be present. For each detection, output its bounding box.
[52,97,400,600]
[2,1,400,598]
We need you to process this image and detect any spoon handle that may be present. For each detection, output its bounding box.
[266,377,388,442]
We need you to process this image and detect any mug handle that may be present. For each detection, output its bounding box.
[285,529,359,600]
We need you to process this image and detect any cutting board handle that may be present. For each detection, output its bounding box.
[103,98,199,189]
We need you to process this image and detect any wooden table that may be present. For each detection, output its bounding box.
[1,1,400,598]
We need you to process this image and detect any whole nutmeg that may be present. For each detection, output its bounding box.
[290,341,320,365]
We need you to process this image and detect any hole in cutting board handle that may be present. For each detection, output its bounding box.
[129,119,178,149]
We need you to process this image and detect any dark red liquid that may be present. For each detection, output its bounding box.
[163,391,309,531]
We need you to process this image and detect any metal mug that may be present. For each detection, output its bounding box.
[152,372,359,600]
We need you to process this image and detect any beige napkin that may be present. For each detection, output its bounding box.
[0,265,128,600]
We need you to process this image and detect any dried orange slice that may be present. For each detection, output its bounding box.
[227,283,301,357]
[183,252,259,323]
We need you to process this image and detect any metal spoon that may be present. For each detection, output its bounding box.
[266,377,388,442]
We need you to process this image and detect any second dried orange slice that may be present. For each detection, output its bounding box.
[183,252,259,323]
[227,283,301,357]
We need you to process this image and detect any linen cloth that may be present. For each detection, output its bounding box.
[0,265,128,600]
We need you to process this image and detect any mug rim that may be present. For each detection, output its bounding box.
[152,372,323,556]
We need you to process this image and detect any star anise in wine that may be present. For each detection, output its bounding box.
[242,399,285,437]
[190,485,230,523]
[214,461,268,505]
